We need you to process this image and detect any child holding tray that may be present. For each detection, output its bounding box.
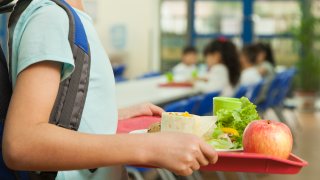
[2,0,218,179]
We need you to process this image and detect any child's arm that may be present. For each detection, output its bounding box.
[194,77,208,82]
[258,66,268,76]
[3,61,218,176]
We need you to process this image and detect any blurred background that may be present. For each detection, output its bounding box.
[1,0,320,180]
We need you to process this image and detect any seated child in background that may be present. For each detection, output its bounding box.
[196,38,241,96]
[240,45,262,86]
[255,42,276,80]
[254,43,276,103]
[172,46,197,81]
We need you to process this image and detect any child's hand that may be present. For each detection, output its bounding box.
[197,77,209,82]
[144,132,218,176]
[118,103,164,120]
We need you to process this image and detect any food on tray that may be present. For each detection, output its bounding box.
[161,112,216,138]
[207,97,260,149]
[147,122,161,133]
[149,97,292,154]
[243,120,293,159]
[153,97,259,150]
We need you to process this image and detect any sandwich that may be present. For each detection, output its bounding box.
[160,112,216,139]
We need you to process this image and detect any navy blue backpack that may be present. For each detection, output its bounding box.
[0,0,91,179]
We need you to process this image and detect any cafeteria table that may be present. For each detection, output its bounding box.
[116,76,200,108]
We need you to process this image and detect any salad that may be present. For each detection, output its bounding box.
[207,97,260,149]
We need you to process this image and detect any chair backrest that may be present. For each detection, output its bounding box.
[258,73,283,110]
[233,86,249,99]
[113,64,126,77]
[272,68,297,106]
[164,100,189,112]
[115,76,128,83]
[249,80,265,103]
[196,91,221,116]
[137,72,162,79]
[185,95,204,114]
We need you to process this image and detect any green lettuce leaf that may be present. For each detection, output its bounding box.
[231,135,243,149]
[207,138,234,149]
[216,97,259,134]
[215,97,260,148]
[212,128,224,139]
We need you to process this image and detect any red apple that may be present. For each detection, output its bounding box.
[243,120,293,159]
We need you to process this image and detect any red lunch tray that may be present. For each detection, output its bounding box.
[117,116,308,174]
[117,116,161,134]
[158,82,193,88]
[201,152,307,174]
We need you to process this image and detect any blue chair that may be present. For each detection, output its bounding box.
[266,69,298,127]
[257,74,282,112]
[272,68,297,107]
[164,100,189,112]
[249,80,265,103]
[115,76,128,83]
[113,65,127,83]
[185,95,204,114]
[276,68,301,129]
[113,64,126,77]
[137,72,162,79]
[282,68,297,110]
[255,68,299,128]
[233,86,249,99]
[196,91,221,116]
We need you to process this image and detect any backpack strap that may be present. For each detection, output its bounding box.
[8,0,91,131]
[4,0,93,179]
[1,14,26,180]
[7,0,32,83]
[0,2,14,13]
[48,0,91,130]
[0,45,11,123]
[0,0,13,6]
[0,2,12,123]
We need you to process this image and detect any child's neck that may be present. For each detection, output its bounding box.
[66,0,84,11]
[242,64,253,70]
[183,63,193,67]
[208,62,221,69]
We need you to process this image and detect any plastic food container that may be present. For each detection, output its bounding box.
[213,97,242,115]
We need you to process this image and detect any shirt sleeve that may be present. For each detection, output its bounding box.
[240,69,262,86]
[17,4,75,81]
[206,65,228,91]
[195,65,228,93]
[172,63,182,74]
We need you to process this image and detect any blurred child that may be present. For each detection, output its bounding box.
[255,42,276,80]
[196,38,241,96]
[240,45,262,86]
[254,42,276,103]
[172,46,197,81]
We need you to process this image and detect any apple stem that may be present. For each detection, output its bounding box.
[267,120,271,124]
